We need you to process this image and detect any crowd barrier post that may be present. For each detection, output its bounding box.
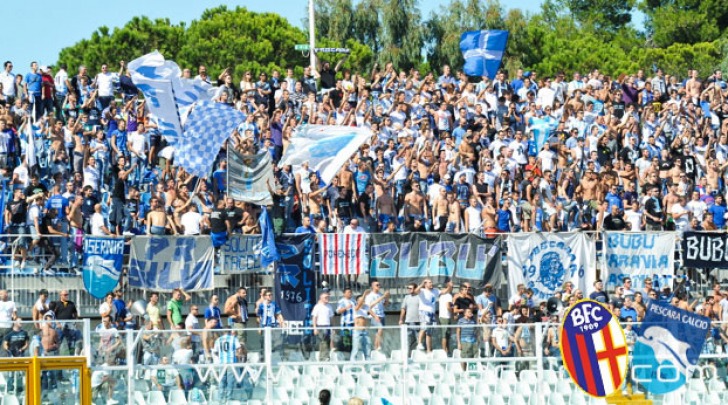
[126,331,135,403]
[400,324,409,396]
[83,318,92,368]
[264,327,273,402]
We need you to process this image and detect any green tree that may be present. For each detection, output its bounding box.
[57,16,185,74]
[557,0,635,35]
[352,0,382,55]
[379,0,424,70]
[310,0,355,46]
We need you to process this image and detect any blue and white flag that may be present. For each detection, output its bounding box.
[633,300,710,394]
[460,30,509,79]
[177,101,245,178]
[128,236,215,291]
[279,125,372,184]
[228,148,274,206]
[82,237,125,299]
[260,207,280,269]
[507,232,596,302]
[528,116,559,153]
[128,51,215,143]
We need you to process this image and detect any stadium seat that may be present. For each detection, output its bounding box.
[571,390,588,405]
[147,391,167,405]
[510,393,528,405]
[250,386,267,400]
[354,385,372,402]
[134,391,147,405]
[548,393,566,405]
[1,395,19,405]
[685,388,701,404]
[519,370,539,387]
[706,391,721,404]
[414,384,432,401]
[543,369,559,386]
[489,394,506,405]
[371,350,388,362]
[709,378,726,392]
[430,396,448,405]
[168,389,187,404]
[334,385,351,400]
[689,378,708,393]
[187,388,206,404]
[408,397,426,405]
[390,350,405,361]
[451,396,468,405]
[372,384,391,398]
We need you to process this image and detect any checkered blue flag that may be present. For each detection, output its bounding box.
[177,101,244,178]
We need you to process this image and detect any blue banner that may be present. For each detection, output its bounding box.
[220,235,263,273]
[82,237,125,299]
[128,236,214,291]
[633,300,710,394]
[274,234,316,340]
[260,207,280,268]
[369,233,502,288]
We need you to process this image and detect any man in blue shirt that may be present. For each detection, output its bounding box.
[204,295,222,329]
[24,62,42,119]
[496,199,513,232]
[295,216,316,234]
[709,195,727,229]
[45,184,70,264]
[257,290,285,356]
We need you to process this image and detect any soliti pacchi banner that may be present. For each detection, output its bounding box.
[369,233,502,288]
[82,237,125,299]
[507,232,595,302]
[681,231,728,268]
[128,236,214,291]
[274,234,316,338]
[220,235,264,273]
[604,232,675,291]
[632,299,710,394]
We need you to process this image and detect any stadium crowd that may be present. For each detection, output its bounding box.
[2,54,728,401]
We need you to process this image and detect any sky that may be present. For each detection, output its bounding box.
[2,0,638,74]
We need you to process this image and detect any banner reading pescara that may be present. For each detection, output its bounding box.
[604,232,675,291]
[129,236,214,291]
[369,233,502,287]
[507,233,595,302]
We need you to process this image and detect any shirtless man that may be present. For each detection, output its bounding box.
[41,314,60,354]
[577,170,599,204]
[307,173,330,225]
[482,196,497,230]
[404,182,428,229]
[49,119,65,157]
[146,197,167,235]
[669,158,683,185]
[432,187,450,232]
[375,186,398,230]
[685,70,702,103]
[338,164,355,194]
[705,159,728,191]
[442,193,460,232]
[663,182,680,217]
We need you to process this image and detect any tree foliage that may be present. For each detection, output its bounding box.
[58,6,372,78]
[57,1,726,81]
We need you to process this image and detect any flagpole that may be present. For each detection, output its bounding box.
[308,0,316,70]
[226,144,229,200]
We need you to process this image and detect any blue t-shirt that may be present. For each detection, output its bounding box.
[204,306,222,328]
[710,204,727,228]
[25,72,42,95]
[112,130,128,153]
[534,207,544,231]
[497,209,511,232]
[46,194,69,221]
[354,170,371,194]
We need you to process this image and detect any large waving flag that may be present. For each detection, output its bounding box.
[259,207,280,268]
[528,116,559,154]
[177,101,245,178]
[279,125,372,184]
[460,30,509,79]
[128,51,215,144]
[228,148,274,206]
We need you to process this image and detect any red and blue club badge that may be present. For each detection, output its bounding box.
[560,300,628,397]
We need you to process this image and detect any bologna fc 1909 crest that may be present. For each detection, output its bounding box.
[561,300,628,397]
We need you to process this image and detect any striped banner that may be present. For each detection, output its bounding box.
[318,233,368,275]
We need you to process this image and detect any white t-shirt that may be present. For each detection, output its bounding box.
[0,300,17,328]
[173,348,194,365]
[365,292,385,318]
[95,72,117,97]
[686,200,707,222]
[0,71,16,97]
[128,132,147,158]
[311,303,334,326]
[492,327,511,350]
[438,293,453,319]
[672,204,690,231]
[98,302,116,319]
[91,212,107,235]
[84,165,100,190]
[344,225,366,234]
[13,165,29,187]
[180,211,202,235]
[537,149,556,172]
[624,209,642,231]
[418,288,440,314]
[54,70,69,95]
